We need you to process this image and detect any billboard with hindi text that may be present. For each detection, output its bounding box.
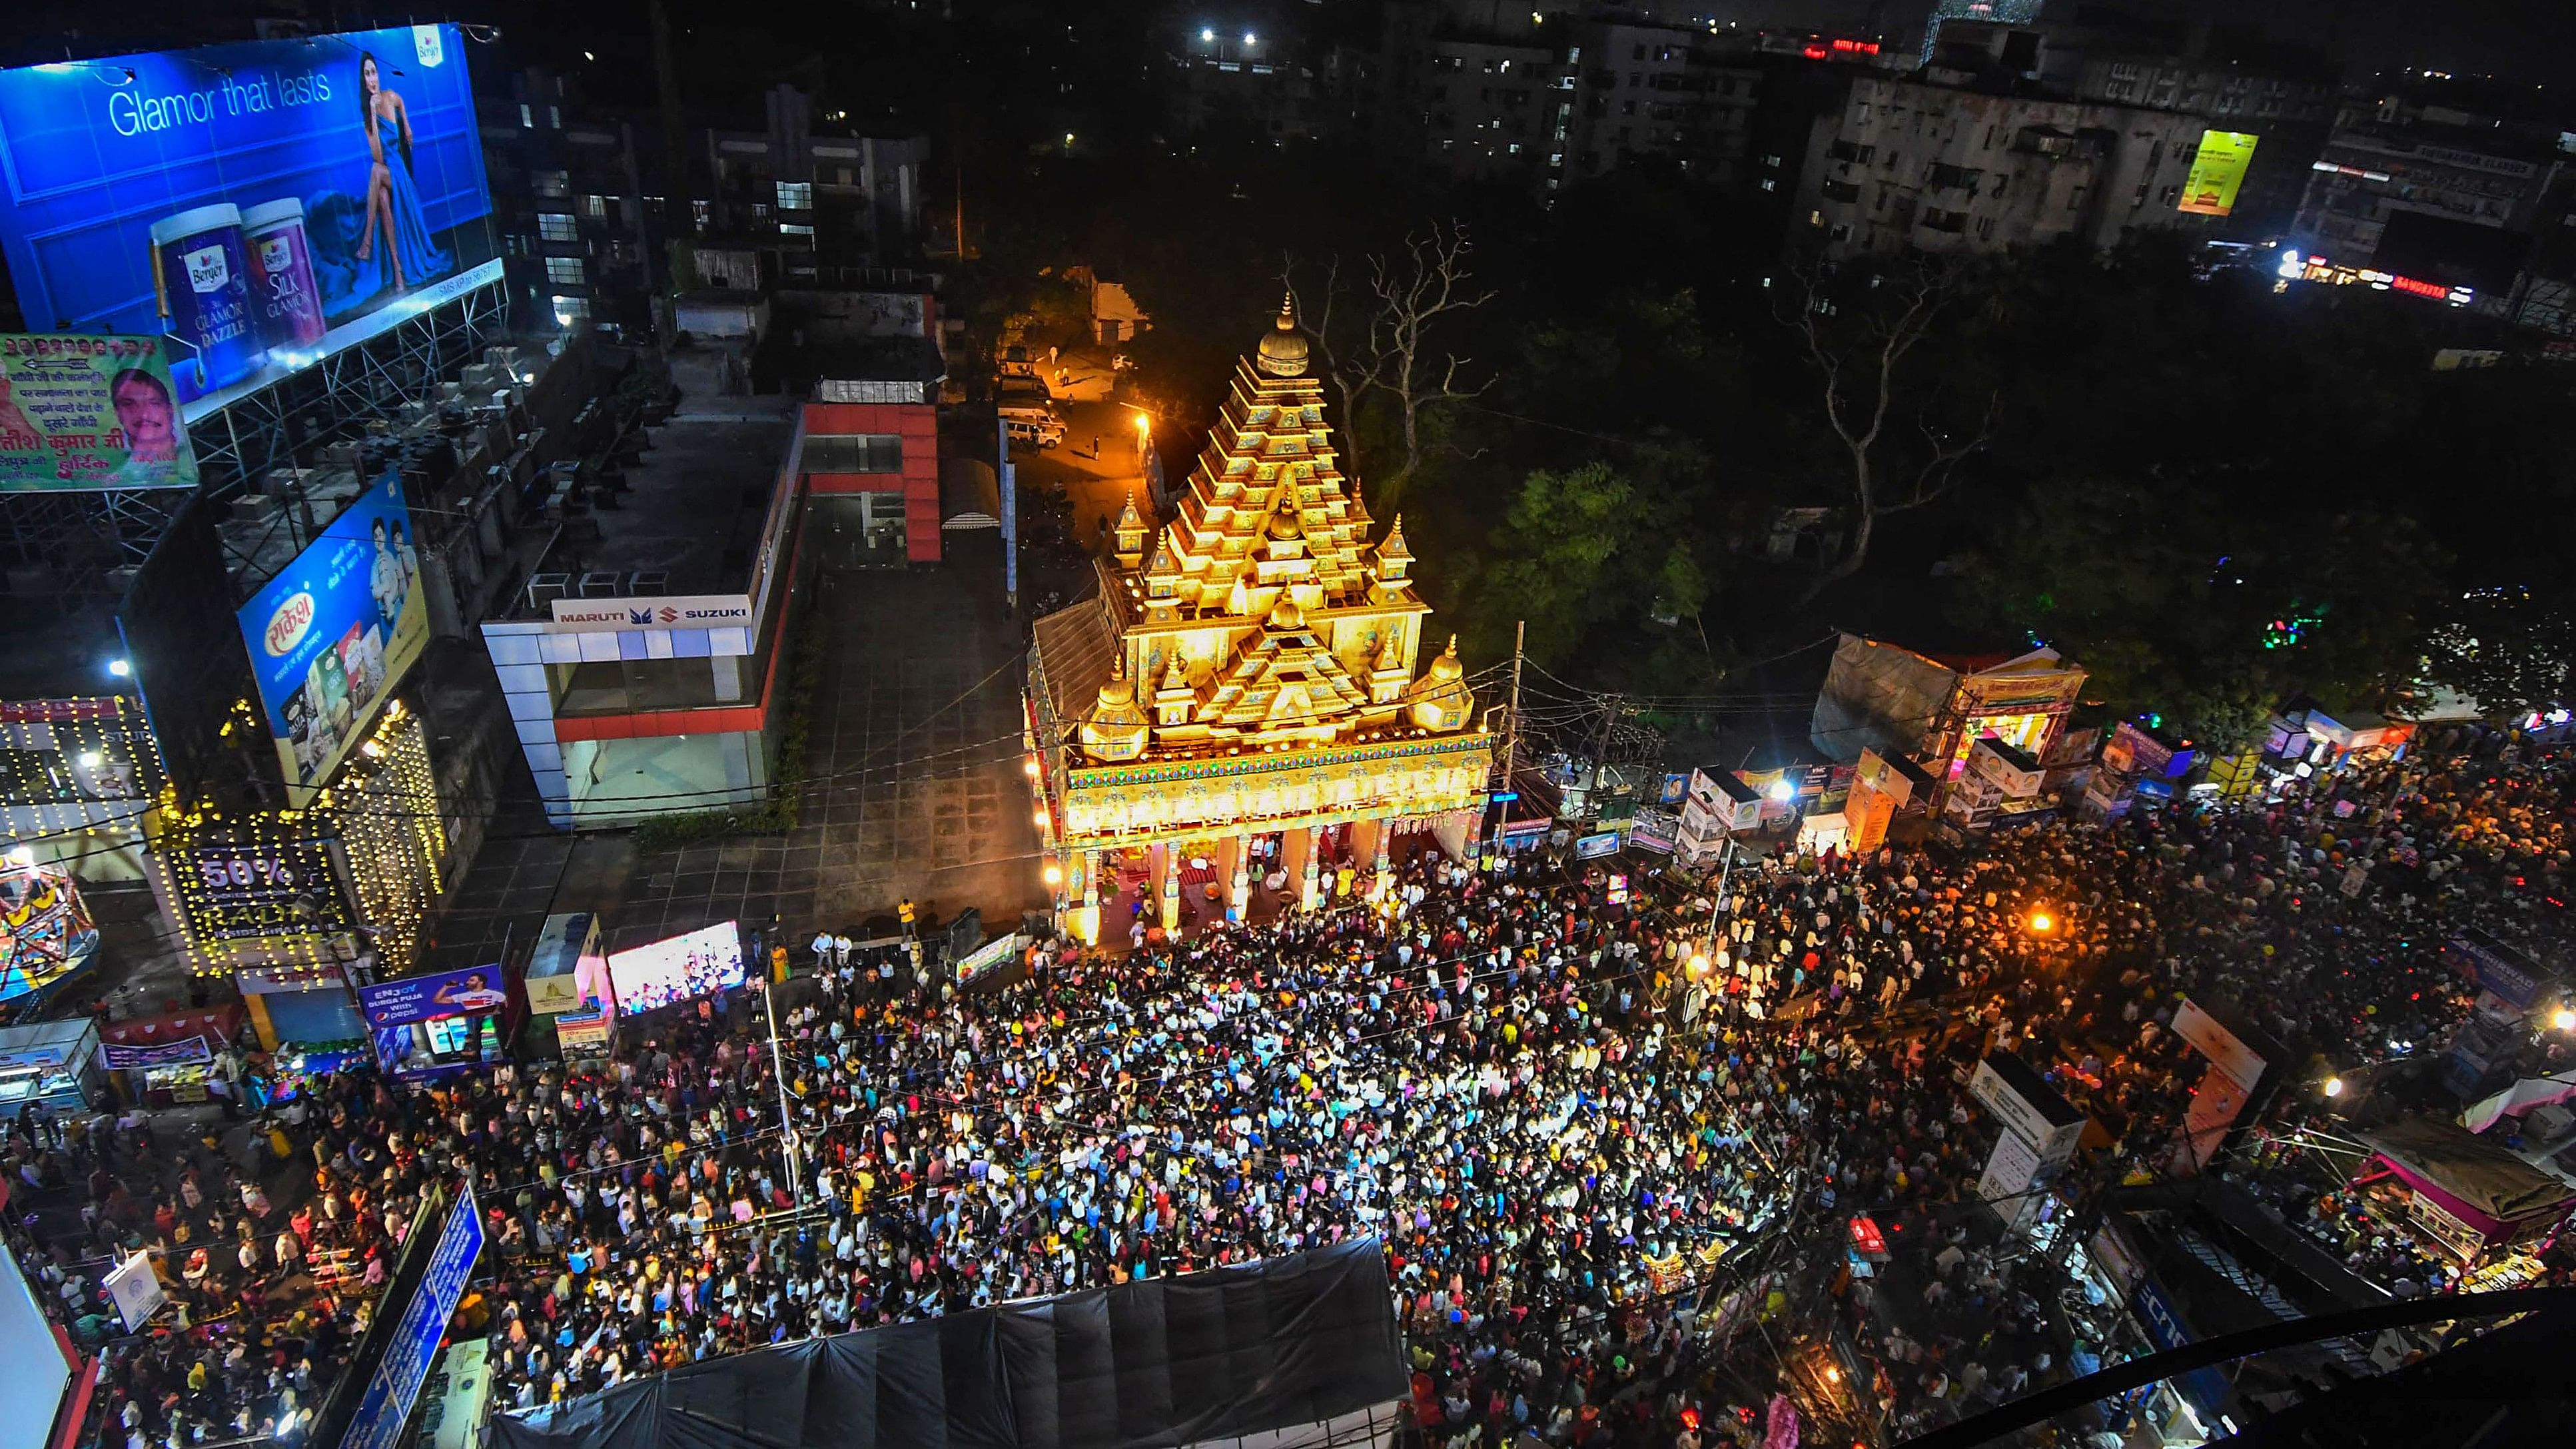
[2178,130,2260,217]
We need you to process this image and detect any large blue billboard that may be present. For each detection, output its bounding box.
[235,471,428,803]
[0,25,496,412]
[343,1187,483,1449]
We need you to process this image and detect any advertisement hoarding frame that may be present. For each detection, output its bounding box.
[234,471,430,803]
[0,25,498,408]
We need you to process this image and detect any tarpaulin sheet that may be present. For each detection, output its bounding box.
[2355,1117,2576,1230]
[490,1238,1405,1449]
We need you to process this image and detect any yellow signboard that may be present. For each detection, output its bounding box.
[2178,131,2260,217]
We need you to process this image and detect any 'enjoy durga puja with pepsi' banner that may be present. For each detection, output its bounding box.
[0,23,499,416]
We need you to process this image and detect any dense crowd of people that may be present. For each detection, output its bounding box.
[7,732,2568,1449]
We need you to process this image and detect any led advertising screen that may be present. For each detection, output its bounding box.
[607,921,745,1017]
[0,334,199,491]
[2178,129,2260,217]
[0,25,498,414]
[234,472,428,804]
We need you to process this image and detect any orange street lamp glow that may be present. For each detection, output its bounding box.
[2027,910,2054,935]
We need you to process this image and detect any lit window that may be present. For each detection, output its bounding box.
[586,195,609,219]
[519,103,533,129]
[548,105,562,128]
[781,223,815,237]
[545,256,585,285]
[538,213,578,242]
[552,295,590,328]
[777,181,813,211]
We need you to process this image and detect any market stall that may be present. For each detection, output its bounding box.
[97,1004,245,1107]
[0,1017,104,1116]
[2352,1116,2576,1263]
[359,965,511,1080]
[235,961,370,1074]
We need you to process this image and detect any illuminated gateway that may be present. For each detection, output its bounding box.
[1027,300,1494,941]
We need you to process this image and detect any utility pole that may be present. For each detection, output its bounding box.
[1587,692,1623,821]
[757,925,805,1207]
[1488,620,1524,860]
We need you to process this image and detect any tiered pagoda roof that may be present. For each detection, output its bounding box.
[1035,299,1473,765]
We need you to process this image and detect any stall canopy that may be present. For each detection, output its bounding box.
[2356,1117,2576,1236]
[489,1239,1406,1449]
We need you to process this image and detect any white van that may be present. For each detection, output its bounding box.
[1004,414,1066,449]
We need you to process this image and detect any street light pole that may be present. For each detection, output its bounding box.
[758,930,805,1207]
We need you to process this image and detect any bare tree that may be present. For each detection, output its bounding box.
[1280,254,1371,453]
[1286,221,1495,503]
[1787,265,1996,607]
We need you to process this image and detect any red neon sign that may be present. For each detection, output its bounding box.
[1829,38,1881,55]
[2389,275,2448,300]
[1802,44,1829,59]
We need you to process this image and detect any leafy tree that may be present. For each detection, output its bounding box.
[2421,586,2576,717]
[1955,478,2445,752]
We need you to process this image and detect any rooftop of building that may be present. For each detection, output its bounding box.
[758,331,946,394]
[500,354,795,618]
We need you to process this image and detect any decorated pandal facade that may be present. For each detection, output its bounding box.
[1027,302,1494,942]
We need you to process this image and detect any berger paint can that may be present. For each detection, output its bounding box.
[147,203,262,397]
[242,199,327,355]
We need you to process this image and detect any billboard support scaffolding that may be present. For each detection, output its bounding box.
[188,265,505,496]
[0,484,189,603]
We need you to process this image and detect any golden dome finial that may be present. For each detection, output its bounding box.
[1256,292,1310,378]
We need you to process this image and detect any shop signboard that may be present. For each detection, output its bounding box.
[0,334,200,491]
[170,840,352,941]
[2178,130,2260,217]
[1978,1129,2044,1209]
[2130,1278,2231,1412]
[343,1187,484,1449]
[98,1037,213,1071]
[234,471,429,803]
[0,27,499,412]
[2407,1189,2489,1261]
[2170,999,2268,1093]
[2443,933,2545,1009]
[1626,807,1677,854]
[1968,1055,2086,1167]
[1574,831,1621,860]
[358,965,506,1029]
[102,1251,166,1331]
[545,592,755,634]
[552,1004,612,1055]
[953,932,1023,989]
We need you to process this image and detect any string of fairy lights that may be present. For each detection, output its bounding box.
[158,702,447,981]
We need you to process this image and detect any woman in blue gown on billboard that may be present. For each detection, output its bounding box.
[352,51,450,293]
